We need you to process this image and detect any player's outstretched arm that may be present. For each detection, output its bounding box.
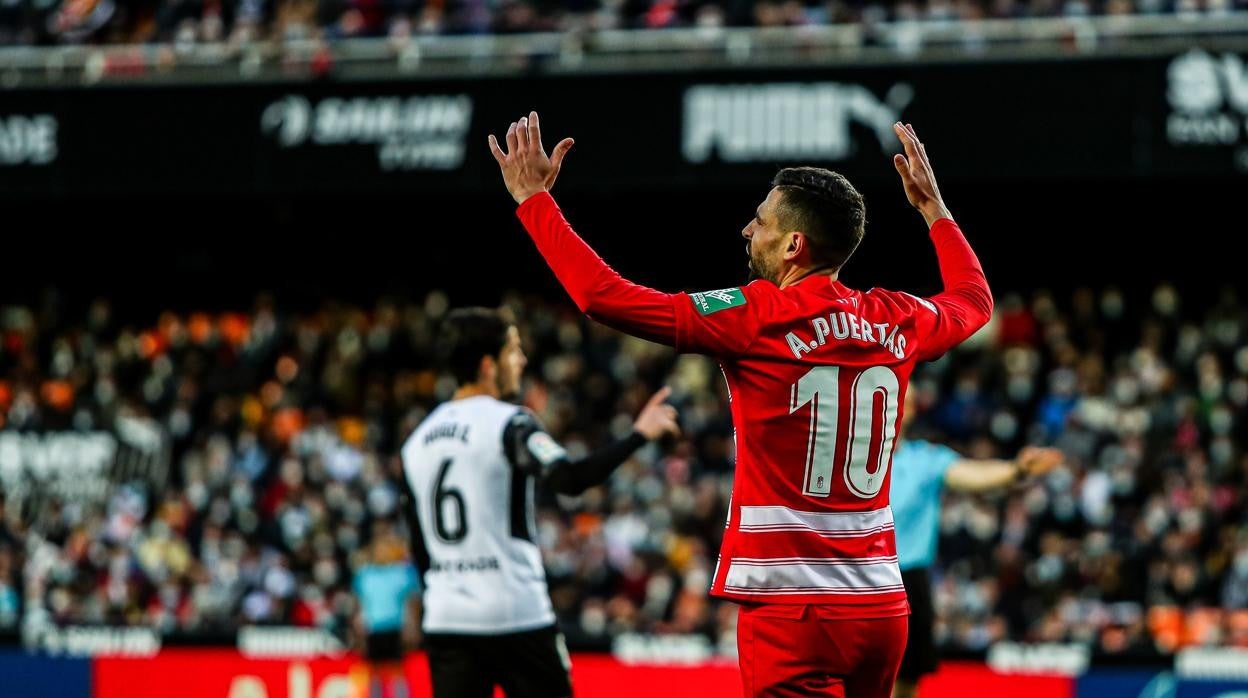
[488,112,685,347]
[892,123,994,357]
[943,446,1063,493]
[504,387,680,496]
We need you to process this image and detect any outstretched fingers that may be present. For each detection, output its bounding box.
[894,122,920,164]
[487,134,507,165]
[527,111,542,153]
[550,138,575,170]
[506,122,519,156]
[905,123,932,169]
[516,115,530,152]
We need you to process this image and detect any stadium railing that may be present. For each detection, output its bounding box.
[0,12,1246,85]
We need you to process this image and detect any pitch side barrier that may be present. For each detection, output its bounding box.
[3,629,1248,697]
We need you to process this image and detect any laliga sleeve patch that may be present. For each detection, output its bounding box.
[526,431,568,466]
[688,287,747,315]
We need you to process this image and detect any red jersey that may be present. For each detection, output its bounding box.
[516,192,992,618]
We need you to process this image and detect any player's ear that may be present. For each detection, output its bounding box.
[784,231,805,261]
[477,354,497,383]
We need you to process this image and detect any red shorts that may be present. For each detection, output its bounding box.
[736,604,908,698]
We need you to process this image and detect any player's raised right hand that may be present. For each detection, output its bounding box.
[488,110,575,205]
[633,386,681,441]
[892,122,953,228]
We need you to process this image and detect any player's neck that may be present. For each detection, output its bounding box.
[777,265,839,289]
[453,383,499,401]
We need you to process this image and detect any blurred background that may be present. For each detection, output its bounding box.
[0,4,1247,696]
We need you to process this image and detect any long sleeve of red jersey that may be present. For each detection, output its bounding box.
[915,218,994,360]
[515,192,683,346]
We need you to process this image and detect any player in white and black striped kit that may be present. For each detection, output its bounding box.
[400,307,680,697]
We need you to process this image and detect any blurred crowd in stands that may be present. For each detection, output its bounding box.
[1,281,1247,658]
[1,0,1245,49]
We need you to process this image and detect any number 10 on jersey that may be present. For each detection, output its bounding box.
[790,366,900,499]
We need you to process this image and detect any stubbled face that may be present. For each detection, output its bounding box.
[741,188,790,284]
[496,325,526,399]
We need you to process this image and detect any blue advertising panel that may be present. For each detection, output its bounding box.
[0,651,91,698]
[1080,670,1248,698]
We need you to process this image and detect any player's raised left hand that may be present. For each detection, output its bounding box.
[488,111,575,205]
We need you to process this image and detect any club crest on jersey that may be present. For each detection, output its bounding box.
[526,432,568,466]
[689,288,746,315]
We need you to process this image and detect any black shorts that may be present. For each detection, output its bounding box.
[424,624,572,698]
[898,567,938,683]
[365,630,403,662]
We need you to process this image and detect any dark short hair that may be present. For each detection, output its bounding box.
[440,307,514,384]
[772,167,866,271]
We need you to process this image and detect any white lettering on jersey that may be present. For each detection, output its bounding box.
[786,311,911,360]
[786,332,813,358]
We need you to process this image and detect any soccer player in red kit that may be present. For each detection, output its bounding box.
[488,113,992,698]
